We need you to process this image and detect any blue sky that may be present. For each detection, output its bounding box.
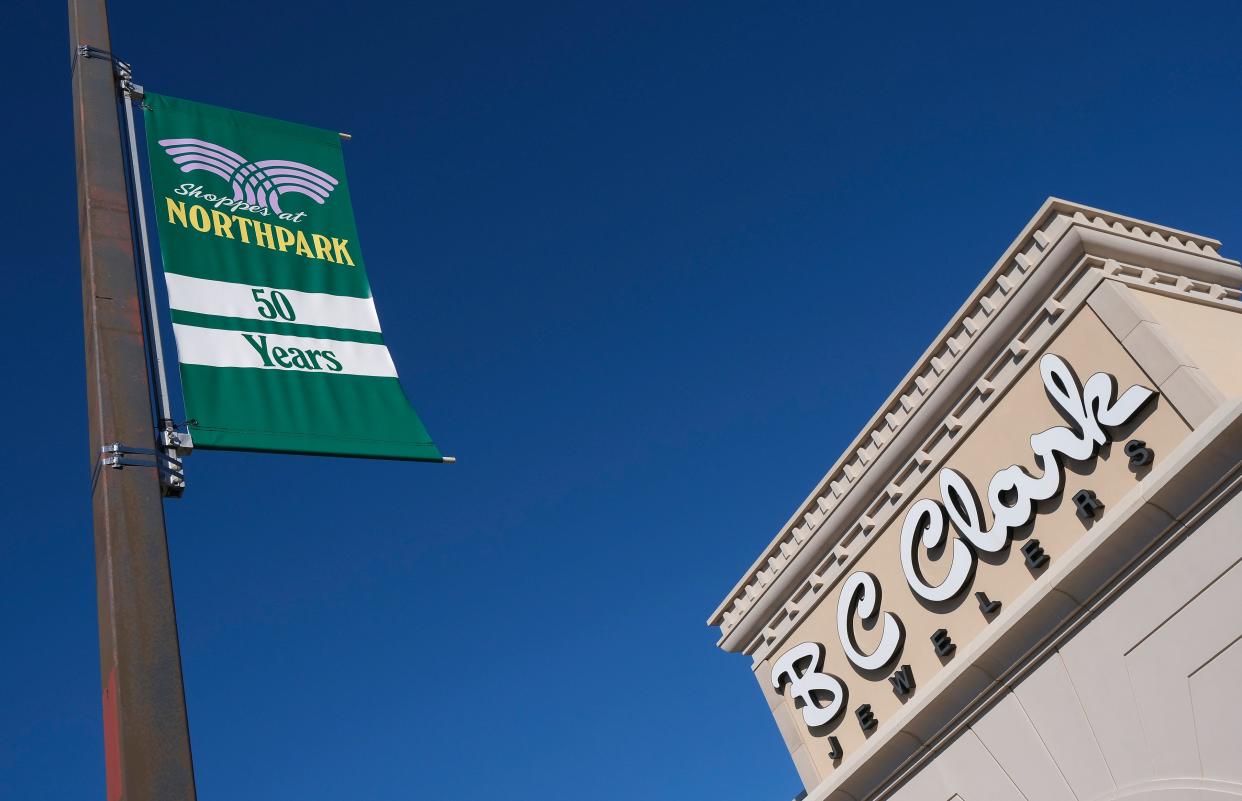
[5,2,1242,799]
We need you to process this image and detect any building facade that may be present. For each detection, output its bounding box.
[709,200,1242,801]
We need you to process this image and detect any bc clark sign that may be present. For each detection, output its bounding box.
[771,353,1156,755]
[144,93,442,461]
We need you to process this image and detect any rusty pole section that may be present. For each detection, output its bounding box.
[68,1,198,799]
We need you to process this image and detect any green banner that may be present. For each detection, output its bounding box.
[143,93,442,461]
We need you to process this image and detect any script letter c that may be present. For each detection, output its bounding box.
[837,571,904,671]
[901,497,976,603]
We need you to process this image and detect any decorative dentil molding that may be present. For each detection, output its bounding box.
[708,198,1241,657]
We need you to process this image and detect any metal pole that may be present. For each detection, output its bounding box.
[68,1,198,799]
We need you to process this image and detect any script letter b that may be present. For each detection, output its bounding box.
[771,642,847,728]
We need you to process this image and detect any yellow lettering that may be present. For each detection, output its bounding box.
[274,226,295,252]
[253,221,275,249]
[165,197,188,228]
[166,204,361,269]
[311,234,333,262]
[210,210,234,239]
[294,230,314,258]
[188,205,211,233]
[233,216,253,244]
[331,237,355,267]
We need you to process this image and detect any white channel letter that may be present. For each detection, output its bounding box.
[901,353,1155,602]
[836,571,904,671]
[771,642,847,728]
[988,354,1155,534]
[940,467,1004,553]
[900,498,975,602]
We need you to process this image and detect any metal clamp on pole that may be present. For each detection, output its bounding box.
[98,442,186,497]
[160,428,194,458]
[76,43,114,61]
[115,60,144,100]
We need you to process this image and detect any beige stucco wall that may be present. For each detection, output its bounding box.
[756,306,1193,786]
[885,463,1242,801]
[1134,289,1242,399]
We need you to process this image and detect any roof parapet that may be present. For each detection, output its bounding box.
[709,198,1241,653]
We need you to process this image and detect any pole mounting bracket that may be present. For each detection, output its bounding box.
[160,429,194,459]
[110,56,145,101]
[76,43,113,61]
[95,442,186,498]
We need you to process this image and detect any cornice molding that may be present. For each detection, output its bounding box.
[709,199,1242,654]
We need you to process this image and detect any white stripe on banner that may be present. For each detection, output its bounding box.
[173,323,398,378]
[164,273,382,332]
